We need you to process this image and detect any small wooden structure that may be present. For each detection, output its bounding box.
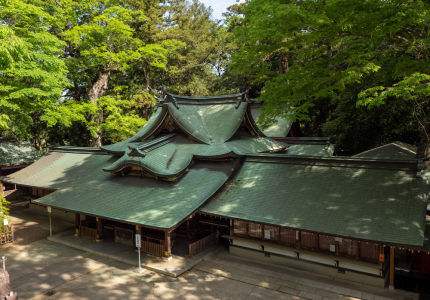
[189,232,217,257]
[0,225,13,246]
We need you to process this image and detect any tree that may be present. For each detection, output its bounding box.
[0,0,70,140]
[231,0,430,156]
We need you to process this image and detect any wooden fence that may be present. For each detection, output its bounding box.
[80,225,97,240]
[141,240,165,257]
[0,225,13,245]
[81,218,96,228]
[189,232,217,257]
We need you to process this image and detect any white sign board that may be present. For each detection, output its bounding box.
[3,219,8,226]
[335,237,343,242]
[330,244,336,252]
[135,234,141,248]
[47,207,51,213]
[264,230,271,240]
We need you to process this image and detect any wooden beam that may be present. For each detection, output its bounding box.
[389,247,395,290]
[262,224,265,241]
[165,231,171,257]
[246,222,249,238]
[75,213,80,236]
[230,219,234,236]
[96,217,103,240]
[356,241,360,259]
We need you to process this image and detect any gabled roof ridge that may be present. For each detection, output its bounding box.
[246,152,420,163]
[166,92,246,100]
[243,154,421,172]
[353,141,417,157]
[51,146,109,155]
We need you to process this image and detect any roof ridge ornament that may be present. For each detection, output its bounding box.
[128,133,176,157]
[235,91,248,109]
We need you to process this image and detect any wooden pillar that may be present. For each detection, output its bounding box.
[49,210,52,236]
[296,231,301,249]
[187,220,190,239]
[246,222,249,238]
[277,227,281,243]
[230,219,234,236]
[96,217,103,241]
[210,216,213,233]
[389,246,395,290]
[356,241,360,259]
[335,241,339,255]
[165,231,171,257]
[75,213,80,236]
[261,224,265,240]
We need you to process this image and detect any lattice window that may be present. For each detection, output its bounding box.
[301,231,318,249]
[360,242,379,260]
[319,235,336,252]
[234,220,247,235]
[264,225,279,241]
[339,239,358,256]
[248,222,262,238]
[279,228,296,245]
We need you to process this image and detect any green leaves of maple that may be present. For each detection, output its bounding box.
[0,0,70,137]
[231,0,430,132]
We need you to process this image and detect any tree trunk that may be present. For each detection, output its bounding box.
[416,110,430,159]
[87,72,110,147]
[278,55,289,75]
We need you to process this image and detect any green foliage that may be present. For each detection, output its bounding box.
[0,0,70,138]
[230,0,430,154]
[0,194,10,230]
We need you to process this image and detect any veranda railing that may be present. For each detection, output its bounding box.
[188,232,217,257]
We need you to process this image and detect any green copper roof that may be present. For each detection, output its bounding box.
[201,157,428,247]
[167,102,247,144]
[3,150,238,229]
[103,132,284,177]
[354,141,417,159]
[100,93,292,155]
[0,139,42,166]
[285,144,335,156]
[250,108,292,137]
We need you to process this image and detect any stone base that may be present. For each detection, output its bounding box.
[229,246,386,288]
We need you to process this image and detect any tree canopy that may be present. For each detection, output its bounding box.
[230,0,430,156]
[1,0,429,157]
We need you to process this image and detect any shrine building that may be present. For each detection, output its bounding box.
[1,93,429,290]
[0,137,42,200]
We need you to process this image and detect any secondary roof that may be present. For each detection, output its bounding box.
[0,138,42,167]
[5,149,238,229]
[201,156,429,247]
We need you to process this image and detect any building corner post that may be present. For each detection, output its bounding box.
[75,213,80,236]
[96,217,103,242]
[164,230,171,257]
[388,246,395,291]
